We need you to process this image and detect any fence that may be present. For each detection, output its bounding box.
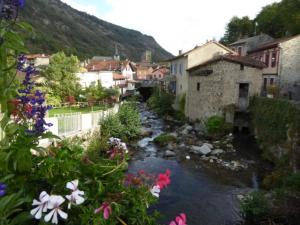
[45,103,120,138]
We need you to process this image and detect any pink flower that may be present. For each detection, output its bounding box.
[94,202,112,220]
[156,169,171,190]
[169,213,187,225]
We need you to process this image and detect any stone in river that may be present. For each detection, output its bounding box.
[210,149,225,155]
[203,143,213,149]
[164,150,176,157]
[191,145,211,155]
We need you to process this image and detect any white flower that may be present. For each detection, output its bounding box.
[31,191,50,219]
[65,179,85,209]
[150,185,160,198]
[44,195,68,224]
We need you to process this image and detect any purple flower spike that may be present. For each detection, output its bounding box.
[0,183,7,197]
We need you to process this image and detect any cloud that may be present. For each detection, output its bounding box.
[61,0,280,55]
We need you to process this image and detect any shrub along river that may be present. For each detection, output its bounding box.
[128,103,271,225]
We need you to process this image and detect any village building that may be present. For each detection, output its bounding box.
[76,59,135,92]
[185,55,265,121]
[229,34,274,56]
[25,54,50,68]
[133,62,154,80]
[168,41,236,108]
[147,67,169,80]
[247,35,300,100]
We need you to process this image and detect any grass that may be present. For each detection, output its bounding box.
[48,105,108,117]
[153,134,177,146]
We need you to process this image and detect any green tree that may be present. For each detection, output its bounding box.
[220,16,255,44]
[256,0,300,37]
[42,51,80,102]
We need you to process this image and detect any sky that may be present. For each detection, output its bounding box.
[61,0,280,55]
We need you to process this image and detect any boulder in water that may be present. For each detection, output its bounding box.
[164,150,176,157]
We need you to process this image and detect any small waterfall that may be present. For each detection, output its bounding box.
[251,172,259,190]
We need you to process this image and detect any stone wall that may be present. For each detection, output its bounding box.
[279,36,300,100]
[186,61,262,121]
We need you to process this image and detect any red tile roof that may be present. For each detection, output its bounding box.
[187,54,266,71]
[26,54,49,59]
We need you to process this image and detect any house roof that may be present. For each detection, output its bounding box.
[248,35,300,53]
[187,54,266,71]
[26,54,49,59]
[167,41,236,61]
[229,34,273,46]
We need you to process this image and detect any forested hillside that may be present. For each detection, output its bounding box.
[19,0,173,61]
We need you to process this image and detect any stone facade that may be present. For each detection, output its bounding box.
[186,60,262,121]
[279,36,300,100]
[169,41,234,108]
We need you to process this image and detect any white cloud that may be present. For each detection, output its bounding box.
[61,0,280,55]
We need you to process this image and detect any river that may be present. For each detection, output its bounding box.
[128,103,264,225]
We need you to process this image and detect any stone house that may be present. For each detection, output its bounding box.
[185,55,265,121]
[168,41,235,108]
[229,34,274,56]
[247,35,300,100]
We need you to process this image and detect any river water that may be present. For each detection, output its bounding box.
[128,104,260,225]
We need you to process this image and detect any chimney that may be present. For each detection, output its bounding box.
[178,50,182,55]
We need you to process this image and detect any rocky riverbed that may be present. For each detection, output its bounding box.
[128,103,271,225]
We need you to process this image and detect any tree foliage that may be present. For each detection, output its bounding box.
[220,16,254,44]
[42,51,80,102]
[221,0,300,44]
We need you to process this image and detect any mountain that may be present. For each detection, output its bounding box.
[19,0,173,61]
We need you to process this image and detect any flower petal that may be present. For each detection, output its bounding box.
[58,209,68,220]
[44,209,55,222]
[66,180,78,191]
[51,210,58,224]
[169,221,176,225]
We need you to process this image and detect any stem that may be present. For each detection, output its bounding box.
[101,161,125,177]
[116,216,127,225]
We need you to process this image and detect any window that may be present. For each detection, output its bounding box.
[170,64,173,74]
[270,78,274,85]
[179,63,182,75]
[180,84,182,90]
[159,74,161,78]
[239,83,249,98]
[265,53,270,67]
[174,64,178,74]
[240,64,244,70]
[271,52,277,68]
[197,82,200,91]
[238,47,242,56]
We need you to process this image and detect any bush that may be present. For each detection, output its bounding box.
[206,115,232,136]
[241,191,270,220]
[147,89,174,116]
[154,134,177,146]
[118,103,141,139]
[101,103,141,141]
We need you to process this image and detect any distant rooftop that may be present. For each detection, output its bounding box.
[91,56,113,61]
